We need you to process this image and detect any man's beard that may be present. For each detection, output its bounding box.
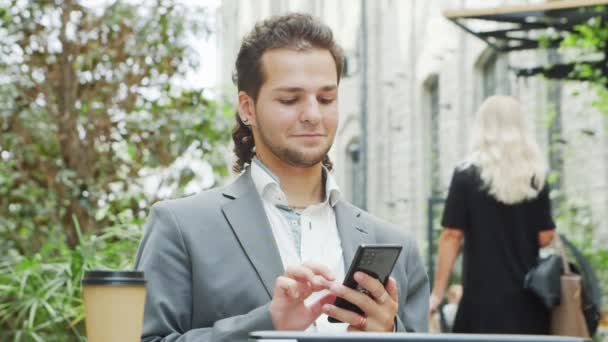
[258,128,332,168]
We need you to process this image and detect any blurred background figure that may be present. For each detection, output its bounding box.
[428,283,462,333]
[429,95,556,334]
[442,283,462,330]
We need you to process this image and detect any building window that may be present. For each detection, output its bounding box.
[481,52,510,102]
[482,54,497,100]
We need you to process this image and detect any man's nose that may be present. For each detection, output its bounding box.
[300,96,322,123]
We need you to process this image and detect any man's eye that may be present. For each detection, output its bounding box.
[319,97,335,105]
[279,98,297,105]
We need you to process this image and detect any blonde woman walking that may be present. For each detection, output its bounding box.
[429,96,556,334]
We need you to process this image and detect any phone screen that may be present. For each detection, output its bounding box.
[328,244,402,323]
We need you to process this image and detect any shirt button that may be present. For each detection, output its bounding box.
[291,220,298,225]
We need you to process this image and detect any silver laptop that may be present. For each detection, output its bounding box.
[249,331,590,342]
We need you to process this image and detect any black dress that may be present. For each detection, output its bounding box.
[441,166,555,334]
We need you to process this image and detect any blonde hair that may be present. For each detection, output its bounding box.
[463,95,547,204]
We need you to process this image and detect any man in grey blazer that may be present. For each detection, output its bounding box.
[135,13,429,342]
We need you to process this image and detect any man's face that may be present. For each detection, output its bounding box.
[245,48,339,168]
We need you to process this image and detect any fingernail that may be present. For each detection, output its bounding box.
[354,272,364,282]
[323,304,334,313]
[313,276,327,287]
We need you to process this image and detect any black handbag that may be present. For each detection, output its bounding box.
[523,253,562,309]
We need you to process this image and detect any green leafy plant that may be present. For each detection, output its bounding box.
[0,215,143,341]
[0,0,230,254]
[559,13,608,117]
[0,0,231,339]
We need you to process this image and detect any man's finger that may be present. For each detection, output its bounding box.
[310,275,333,291]
[347,325,363,332]
[354,272,388,304]
[307,292,336,317]
[322,303,367,329]
[329,282,377,315]
[285,265,315,282]
[302,261,335,281]
[386,276,399,302]
[275,276,300,299]
[285,266,332,292]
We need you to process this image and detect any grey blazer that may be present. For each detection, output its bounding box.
[135,169,429,342]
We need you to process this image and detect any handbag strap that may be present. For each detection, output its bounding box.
[554,233,572,275]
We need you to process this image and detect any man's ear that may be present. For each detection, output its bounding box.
[237,91,256,127]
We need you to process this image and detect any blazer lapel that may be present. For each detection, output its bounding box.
[221,169,284,299]
[334,201,376,270]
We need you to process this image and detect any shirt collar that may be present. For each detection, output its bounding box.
[250,157,341,207]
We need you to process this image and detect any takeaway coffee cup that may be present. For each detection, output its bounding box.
[82,270,146,342]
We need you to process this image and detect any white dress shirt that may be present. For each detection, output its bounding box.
[250,159,348,332]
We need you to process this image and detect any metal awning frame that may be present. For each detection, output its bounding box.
[444,0,608,52]
[443,0,608,81]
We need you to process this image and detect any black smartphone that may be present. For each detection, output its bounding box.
[328,243,402,323]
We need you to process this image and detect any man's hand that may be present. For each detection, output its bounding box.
[270,261,336,331]
[323,272,398,332]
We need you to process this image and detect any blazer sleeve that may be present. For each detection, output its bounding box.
[394,235,430,332]
[134,203,274,342]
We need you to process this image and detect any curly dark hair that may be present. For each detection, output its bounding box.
[231,13,343,173]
